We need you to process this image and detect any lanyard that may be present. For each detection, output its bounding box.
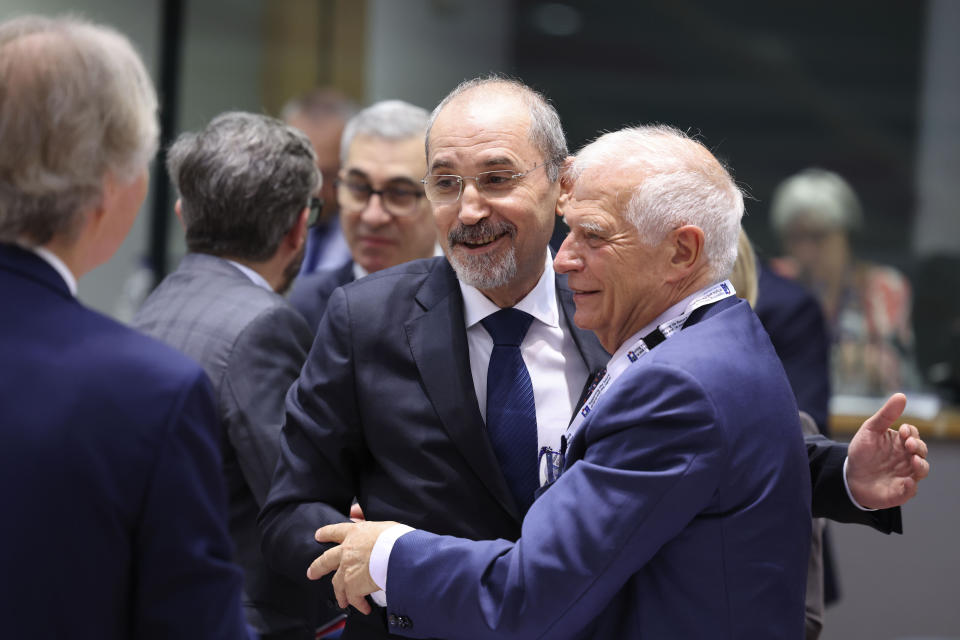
[564,280,736,443]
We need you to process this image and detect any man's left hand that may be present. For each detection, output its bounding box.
[307,521,398,615]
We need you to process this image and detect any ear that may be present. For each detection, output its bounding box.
[285,206,310,250]
[667,225,704,276]
[174,199,186,230]
[556,156,576,216]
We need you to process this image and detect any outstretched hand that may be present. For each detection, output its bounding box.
[847,393,930,509]
[306,521,398,615]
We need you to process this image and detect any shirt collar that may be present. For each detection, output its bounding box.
[460,250,559,329]
[26,245,78,296]
[226,259,273,291]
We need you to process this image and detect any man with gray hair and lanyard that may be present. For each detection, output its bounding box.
[134,112,328,639]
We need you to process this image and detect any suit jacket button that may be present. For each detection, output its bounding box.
[388,613,398,627]
[399,615,413,630]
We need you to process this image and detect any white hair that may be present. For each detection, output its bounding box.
[340,100,429,165]
[569,125,744,281]
[769,168,863,236]
[0,15,158,244]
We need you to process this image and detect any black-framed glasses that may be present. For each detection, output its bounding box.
[306,196,325,227]
[336,177,425,217]
[421,163,545,204]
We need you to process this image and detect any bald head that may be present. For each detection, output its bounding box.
[426,76,567,182]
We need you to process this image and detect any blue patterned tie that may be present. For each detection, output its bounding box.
[482,308,538,514]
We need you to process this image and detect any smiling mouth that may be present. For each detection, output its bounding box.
[458,232,507,250]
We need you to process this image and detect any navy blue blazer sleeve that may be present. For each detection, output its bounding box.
[259,286,360,581]
[384,360,811,639]
[134,368,250,639]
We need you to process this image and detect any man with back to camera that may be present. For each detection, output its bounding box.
[0,15,249,638]
[289,100,438,329]
[260,76,929,639]
[132,112,336,639]
[283,87,358,275]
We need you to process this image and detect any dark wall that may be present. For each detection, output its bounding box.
[511,0,925,265]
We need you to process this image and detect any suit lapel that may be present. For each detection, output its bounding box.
[404,260,521,522]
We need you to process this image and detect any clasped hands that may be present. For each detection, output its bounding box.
[306,394,931,614]
[307,520,398,615]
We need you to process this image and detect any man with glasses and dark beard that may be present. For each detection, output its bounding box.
[289,100,438,330]
[260,77,928,639]
[133,112,328,640]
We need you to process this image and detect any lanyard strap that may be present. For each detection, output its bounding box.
[564,280,736,442]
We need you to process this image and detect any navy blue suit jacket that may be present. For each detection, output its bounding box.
[289,260,354,330]
[0,244,248,639]
[385,297,812,639]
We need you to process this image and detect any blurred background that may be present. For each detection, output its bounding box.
[2,1,957,637]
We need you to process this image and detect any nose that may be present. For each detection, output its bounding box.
[553,233,582,274]
[456,178,489,226]
[359,193,392,227]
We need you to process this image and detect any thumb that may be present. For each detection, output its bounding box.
[862,393,907,434]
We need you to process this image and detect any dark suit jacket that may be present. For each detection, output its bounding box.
[289,260,355,330]
[384,297,811,639]
[0,243,247,639]
[260,256,610,638]
[756,262,832,435]
[133,253,326,638]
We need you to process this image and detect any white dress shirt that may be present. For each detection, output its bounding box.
[226,259,272,291]
[28,245,77,296]
[368,251,588,603]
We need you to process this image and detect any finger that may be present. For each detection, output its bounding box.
[350,593,372,615]
[350,503,365,521]
[862,393,907,434]
[912,455,930,480]
[331,569,349,609]
[903,433,928,460]
[316,522,355,543]
[306,546,342,581]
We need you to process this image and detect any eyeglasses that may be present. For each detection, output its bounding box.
[306,196,325,227]
[421,163,545,204]
[336,178,426,217]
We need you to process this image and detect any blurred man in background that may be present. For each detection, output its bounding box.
[283,87,358,275]
[133,112,333,639]
[0,15,248,638]
[289,100,438,329]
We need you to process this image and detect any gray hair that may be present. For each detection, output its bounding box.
[0,15,158,245]
[167,112,320,261]
[569,125,744,281]
[769,168,863,236]
[426,75,567,181]
[280,87,358,125]
[340,100,429,165]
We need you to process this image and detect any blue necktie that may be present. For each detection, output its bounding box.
[482,308,538,514]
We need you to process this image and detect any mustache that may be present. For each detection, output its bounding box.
[448,219,516,245]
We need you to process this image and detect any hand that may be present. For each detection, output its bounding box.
[306,521,398,615]
[847,393,930,509]
[350,502,365,521]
